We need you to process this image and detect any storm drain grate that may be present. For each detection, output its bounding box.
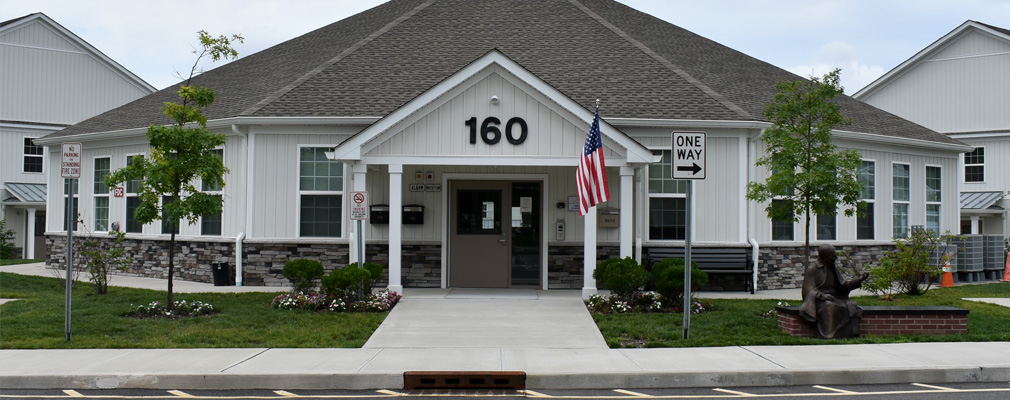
[403,371,526,391]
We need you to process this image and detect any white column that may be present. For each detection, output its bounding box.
[634,166,644,264]
[352,162,368,265]
[620,166,633,258]
[971,215,980,234]
[388,164,403,294]
[26,208,37,259]
[582,209,598,299]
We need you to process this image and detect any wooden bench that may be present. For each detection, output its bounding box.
[645,247,753,293]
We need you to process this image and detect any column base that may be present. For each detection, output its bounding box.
[582,287,598,300]
[388,285,404,295]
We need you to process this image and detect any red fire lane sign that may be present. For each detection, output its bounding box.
[61,142,82,179]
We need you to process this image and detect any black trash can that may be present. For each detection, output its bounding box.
[212,262,231,286]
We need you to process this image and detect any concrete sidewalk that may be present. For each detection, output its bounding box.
[2,262,1009,390]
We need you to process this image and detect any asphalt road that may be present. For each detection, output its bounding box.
[3,382,1010,400]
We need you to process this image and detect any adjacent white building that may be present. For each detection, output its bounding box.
[855,20,1010,237]
[34,0,970,293]
[1,13,154,259]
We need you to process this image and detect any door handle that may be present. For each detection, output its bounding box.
[498,238,506,245]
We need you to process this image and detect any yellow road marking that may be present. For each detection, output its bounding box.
[376,389,403,396]
[523,389,552,397]
[812,385,857,394]
[168,390,197,398]
[274,390,300,397]
[63,390,85,398]
[912,383,957,391]
[613,389,655,397]
[712,388,755,396]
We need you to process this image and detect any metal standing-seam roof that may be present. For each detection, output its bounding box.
[3,182,47,204]
[960,191,1006,210]
[39,0,966,148]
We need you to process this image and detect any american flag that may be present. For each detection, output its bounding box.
[576,107,610,216]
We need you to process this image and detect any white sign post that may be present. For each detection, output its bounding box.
[350,191,368,266]
[61,142,82,342]
[672,132,706,340]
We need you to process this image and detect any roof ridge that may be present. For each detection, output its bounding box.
[240,0,437,116]
[567,0,753,120]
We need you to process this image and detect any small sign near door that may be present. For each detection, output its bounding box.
[350,191,368,220]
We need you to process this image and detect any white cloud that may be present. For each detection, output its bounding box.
[788,41,888,94]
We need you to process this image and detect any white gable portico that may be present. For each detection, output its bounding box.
[332,51,655,296]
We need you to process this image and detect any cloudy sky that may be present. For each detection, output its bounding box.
[5,0,1009,93]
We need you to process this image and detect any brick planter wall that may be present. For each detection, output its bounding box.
[777,306,969,337]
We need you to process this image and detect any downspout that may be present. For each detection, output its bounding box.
[747,130,764,294]
[231,124,251,286]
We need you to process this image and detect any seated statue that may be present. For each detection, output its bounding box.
[799,244,869,339]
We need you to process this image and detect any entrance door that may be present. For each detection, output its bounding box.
[449,181,541,288]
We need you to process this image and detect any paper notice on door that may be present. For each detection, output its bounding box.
[520,197,532,212]
[512,207,522,227]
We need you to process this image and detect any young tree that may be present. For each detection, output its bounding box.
[746,69,864,270]
[106,31,243,308]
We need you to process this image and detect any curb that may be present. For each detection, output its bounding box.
[5,367,1010,390]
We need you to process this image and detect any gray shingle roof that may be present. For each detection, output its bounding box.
[42,0,963,147]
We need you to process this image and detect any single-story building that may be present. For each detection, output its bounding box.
[34,0,971,295]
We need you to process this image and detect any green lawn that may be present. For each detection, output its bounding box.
[0,258,44,266]
[0,273,386,349]
[593,283,1010,348]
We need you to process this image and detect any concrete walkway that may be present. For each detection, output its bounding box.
[2,262,1009,390]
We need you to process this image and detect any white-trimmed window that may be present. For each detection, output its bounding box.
[23,137,43,173]
[201,148,224,236]
[648,150,687,240]
[964,147,984,183]
[63,179,79,231]
[857,160,875,240]
[94,157,111,232]
[771,199,794,241]
[125,154,144,233]
[816,213,836,241]
[161,196,178,234]
[926,165,941,235]
[892,163,910,239]
[299,147,343,237]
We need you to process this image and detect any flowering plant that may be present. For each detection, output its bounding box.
[126,300,215,319]
[271,290,400,313]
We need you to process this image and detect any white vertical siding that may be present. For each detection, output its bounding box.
[1,130,50,185]
[1,20,151,125]
[366,72,620,160]
[959,137,1010,192]
[859,30,1010,134]
[694,136,741,242]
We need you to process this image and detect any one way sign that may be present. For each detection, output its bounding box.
[672,132,706,180]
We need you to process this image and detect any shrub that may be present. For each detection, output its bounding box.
[593,257,649,302]
[282,259,324,293]
[651,257,708,309]
[864,229,962,298]
[0,218,16,260]
[321,262,384,301]
[80,231,131,295]
[271,289,400,312]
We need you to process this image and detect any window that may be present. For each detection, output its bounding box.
[926,166,941,234]
[201,149,223,236]
[299,147,342,237]
[63,179,79,231]
[126,155,143,233]
[648,150,688,240]
[892,163,910,239]
[857,160,875,240]
[816,213,836,240]
[23,137,43,173]
[964,147,984,183]
[94,157,110,231]
[771,199,794,241]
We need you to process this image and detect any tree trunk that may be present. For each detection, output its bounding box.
[804,203,812,272]
[167,226,177,309]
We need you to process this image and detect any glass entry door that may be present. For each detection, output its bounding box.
[449,180,541,288]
